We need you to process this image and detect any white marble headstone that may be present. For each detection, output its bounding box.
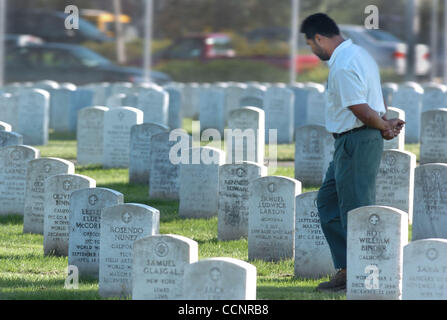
[137,86,169,126]
[179,147,225,218]
[43,174,96,256]
[402,238,447,300]
[392,82,423,143]
[0,145,39,215]
[420,109,447,164]
[132,234,198,300]
[264,86,294,144]
[422,83,447,112]
[375,150,416,224]
[412,163,447,241]
[77,106,109,165]
[295,125,334,186]
[23,158,75,234]
[68,187,124,278]
[239,84,266,109]
[294,191,336,278]
[225,107,265,166]
[129,122,169,184]
[149,130,191,200]
[183,257,257,300]
[16,89,50,145]
[347,206,408,300]
[199,87,225,136]
[0,131,23,147]
[218,162,267,241]
[248,176,302,261]
[103,107,143,168]
[99,203,160,298]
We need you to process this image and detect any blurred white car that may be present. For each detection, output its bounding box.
[339,25,430,75]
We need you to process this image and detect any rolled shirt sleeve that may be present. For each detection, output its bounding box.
[333,68,368,108]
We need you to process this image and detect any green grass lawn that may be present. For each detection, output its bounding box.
[0,127,419,300]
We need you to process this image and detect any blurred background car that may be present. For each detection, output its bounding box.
[153,33,236,63]
[339,24,430,75]
[5,41,171,85]
[7,9,112,43]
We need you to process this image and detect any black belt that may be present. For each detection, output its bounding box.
[332,125,367,139]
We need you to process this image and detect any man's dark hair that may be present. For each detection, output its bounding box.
[300,13,340,40]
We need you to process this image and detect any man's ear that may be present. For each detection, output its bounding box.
[314,34,322,45]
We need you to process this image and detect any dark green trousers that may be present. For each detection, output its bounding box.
[317,127,383,269]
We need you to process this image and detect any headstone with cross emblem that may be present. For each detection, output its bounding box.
[0,145,39,215]
[0,131,23,148]
[402,239,447,300]
[383,107,405,150]
[412,163,447,240]
[43,174,96,256]
[182,257,257,300]
[248,176,302,261]
[264,86,294,144]
[149,130,192,200]
[129,122,169,184]
[23,158,74,234]
[218,162,267,241]
[99,203,160,298]
[179,147,226,219]
[295,125,335,187]
[68,187,124,279]
[136,85,169,126]
[16,88,50,145]
[347,206,408,300]
[103,107,143,168]
[420,109,447,164]
[392,82,423,143]
[132,234,198,300]
[375,150,416,224]
[294,191,336,279]
[225,107,265,166]
[77,106,109,165]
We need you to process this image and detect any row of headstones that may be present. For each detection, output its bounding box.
[2,154,254,300]
[0,81,181,140]
[77,105,265,185]
[346,206,447,300]
[383,81,447,143]
[0,145,445,299]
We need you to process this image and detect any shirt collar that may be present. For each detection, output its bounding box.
[327,38,352,67]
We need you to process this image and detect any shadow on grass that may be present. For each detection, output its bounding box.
[0,277,101,300]
[49,131,76,141]
[0,214,23,225]
[258,285,346,300]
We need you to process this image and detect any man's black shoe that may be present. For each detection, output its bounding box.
[316,268,346,293]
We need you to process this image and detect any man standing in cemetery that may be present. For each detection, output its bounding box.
[300,13,404,292]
